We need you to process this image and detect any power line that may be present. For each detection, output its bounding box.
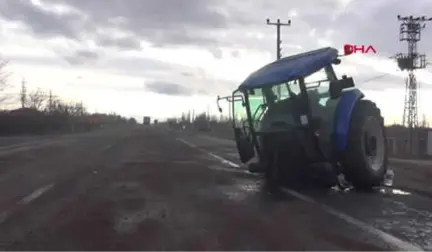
[361,73,390,83]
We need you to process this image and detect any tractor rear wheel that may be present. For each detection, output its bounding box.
[262,132,308,191]
[340,100,388,190]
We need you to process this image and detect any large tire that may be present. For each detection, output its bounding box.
[234,128,255,163]
[340,100,388,190]
[261,132,306,190]
[261,134,282,189]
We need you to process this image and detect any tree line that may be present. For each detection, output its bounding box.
[165,111,230,132]
[0,59,136,136]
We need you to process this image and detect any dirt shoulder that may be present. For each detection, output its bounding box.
[1,128,385,250]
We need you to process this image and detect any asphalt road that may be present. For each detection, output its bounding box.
[0,126,430,250]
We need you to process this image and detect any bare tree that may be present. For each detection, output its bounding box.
[0,59,11,107]
[69,102,86,116]
[49,98,68,114]
[28,89,47,110]
[420,114,430,128]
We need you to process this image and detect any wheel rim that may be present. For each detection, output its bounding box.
[361,116,385,171]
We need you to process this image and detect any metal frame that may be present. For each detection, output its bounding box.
[217,61,347,164]
[241,91,262,156]
[233,63,343,160]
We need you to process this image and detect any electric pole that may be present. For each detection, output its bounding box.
[48,90,53,113]
[20,78,27,108]
[266,18,291,97]
[395,15,432,154]
[266,18,291,60]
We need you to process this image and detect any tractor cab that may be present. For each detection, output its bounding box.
[217,47,387,191]
[217,47,354,164]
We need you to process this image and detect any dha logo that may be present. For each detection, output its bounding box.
[343,44,377,55]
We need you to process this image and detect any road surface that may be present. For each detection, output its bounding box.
[0,125,430,250]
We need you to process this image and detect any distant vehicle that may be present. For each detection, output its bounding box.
[154,119,158,125]
[143,116,151,125]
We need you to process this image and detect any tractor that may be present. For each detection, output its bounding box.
[217,47,388,191]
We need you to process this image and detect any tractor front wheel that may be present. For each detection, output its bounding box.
[341,100,388,190]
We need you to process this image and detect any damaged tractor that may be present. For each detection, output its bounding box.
[217,47,388,191]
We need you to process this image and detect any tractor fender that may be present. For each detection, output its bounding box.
[334,88,364,151]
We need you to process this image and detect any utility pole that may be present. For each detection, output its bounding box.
[266,18,291,97]
[20,78,27,108]
[266,18,291,60]
[48,90,53,113]
[395,15,432,154]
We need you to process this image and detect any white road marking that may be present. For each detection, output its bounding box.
[0,139,78,157]
[206,152,240,168]
[0,183,55,225]
[176,137,424,251]
[283,188,422,251]
[176,138,197,148]
[18,183,55,205]
[177,139,239,168]
[0,131,128,225]
[0,139,54,151]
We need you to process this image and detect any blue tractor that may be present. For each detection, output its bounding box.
[217,47,388,190]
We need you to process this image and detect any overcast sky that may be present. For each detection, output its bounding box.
[0,0,431,124]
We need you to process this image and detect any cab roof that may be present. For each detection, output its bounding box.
[238,47,338,90]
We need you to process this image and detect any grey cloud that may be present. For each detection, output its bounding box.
[206,0,344,55]
[5,54,64,67]
[75,50,99,59]
[329,0,432,56]
[5,46,103,67]
[3,0,432,94]
[4,0,430,58]
[181,72,195,77]
[145,75,237,97]
[200,78,239,96]
[356,73,405,90]
[226,0,339,27]
[96,55,196,79]
[27,0,228,47]
[69,80,146,92]
[197,89,210,95]
[208,47,223,59]
[145,81,193,96]
[226,0,432,59]
[0,0,231,57]
[353,70,432,91]
[0,0,347,57]
[95,35,141,50]
[63,49,100,65]
[0,0,85,40]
